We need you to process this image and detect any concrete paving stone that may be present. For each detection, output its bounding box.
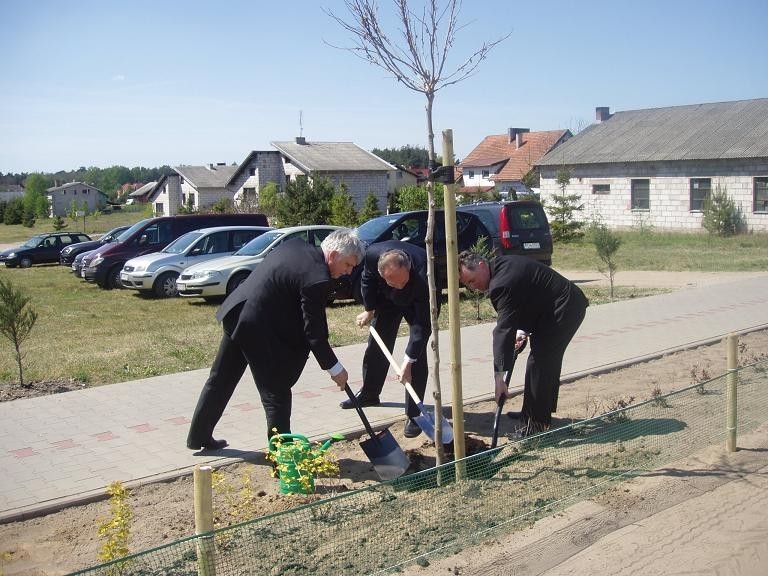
[0,276,766,522]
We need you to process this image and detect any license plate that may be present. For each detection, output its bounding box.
[71,263,76,271]
[81,269,86,278]
[523,242,540,249]
[176,282,186,291]
[120,273,129,281]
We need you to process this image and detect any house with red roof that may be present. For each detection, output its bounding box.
[459,128,571,197]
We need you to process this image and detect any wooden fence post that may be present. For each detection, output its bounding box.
[726,334,738,452]
[194,465,216,576]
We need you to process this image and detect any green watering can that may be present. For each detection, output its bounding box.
[268,432,345,495]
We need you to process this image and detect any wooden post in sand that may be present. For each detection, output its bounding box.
[726,334,738,452]
[194,465,216,576]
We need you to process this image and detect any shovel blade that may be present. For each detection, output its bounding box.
[414,411,454,444]
[360,428,410,481]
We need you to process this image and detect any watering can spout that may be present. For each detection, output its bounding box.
[320,432,346,452]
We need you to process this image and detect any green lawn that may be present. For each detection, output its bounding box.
[0,206,151,244]
[0,229,765,387]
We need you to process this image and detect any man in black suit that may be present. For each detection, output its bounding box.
[458,251,588,435]
[340,241,433,438]
[187,229,364,450]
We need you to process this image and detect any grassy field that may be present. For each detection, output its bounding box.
[0,206,151,244]
[0,222,766,387]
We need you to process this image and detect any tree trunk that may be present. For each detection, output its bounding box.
[424,91,446,466]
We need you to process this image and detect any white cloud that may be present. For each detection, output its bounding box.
[112,74,126,82]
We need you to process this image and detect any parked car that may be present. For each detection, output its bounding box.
[71,247,97,277]
[0,232,92,268]
[80,213,269,289]
[177,225,342,301]
[333,209,491,302]
[120,226,272,298]
[59,225,131,266]
[456,200,553,265]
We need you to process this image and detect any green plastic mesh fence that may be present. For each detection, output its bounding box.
[70,360,768,575]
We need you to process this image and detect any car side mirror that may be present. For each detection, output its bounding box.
[138,234,148,246]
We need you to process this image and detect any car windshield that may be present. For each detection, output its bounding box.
[101,226,128,243]
[21,235,46,248]
[115,218,152,243]
[234,230,283,256]
[162,231,204,254]
[355,216,400,243]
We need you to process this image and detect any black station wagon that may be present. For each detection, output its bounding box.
[0,232,92,268]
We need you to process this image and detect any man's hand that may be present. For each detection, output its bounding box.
[400,361,413,385]
[331,368,349,390]
[494,372,508,403]
[356,310,375,328]
[515,333,528,350]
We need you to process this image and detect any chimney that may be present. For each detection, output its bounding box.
[208,163,215,170]
[596,107,611,122]
[295,136,306,145]
[508,127,530,146]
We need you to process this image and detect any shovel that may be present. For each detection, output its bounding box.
[344,384,410,481]
[369,326,454,444]
[491,338,527,449]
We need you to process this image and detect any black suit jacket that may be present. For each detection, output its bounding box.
[216,238,338,372]
[360,240,432,359]
[489,256,587,372]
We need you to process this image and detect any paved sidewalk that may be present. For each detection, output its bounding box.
[1,275,767,523]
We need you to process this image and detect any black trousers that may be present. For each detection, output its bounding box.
[519,302,587,427]
[187,327,305,445]
[360,306,428,419]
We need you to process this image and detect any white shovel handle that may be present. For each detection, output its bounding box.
[369,326,424,405]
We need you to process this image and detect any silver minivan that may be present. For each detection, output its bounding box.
[120,225,272,297]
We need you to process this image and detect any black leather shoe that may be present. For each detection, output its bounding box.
[187,437,228,451]
[339,391,381,410]
[403,418,422,438]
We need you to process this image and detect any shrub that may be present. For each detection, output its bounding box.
[702,184,740,236]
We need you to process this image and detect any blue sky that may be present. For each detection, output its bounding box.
[1,0,767,174]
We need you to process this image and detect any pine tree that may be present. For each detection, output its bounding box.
[547,168,584,242]
[357,192,382,224]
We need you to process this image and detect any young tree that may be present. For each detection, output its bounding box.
[547,167,584,242]
[702,184,741,237]
[465,235,495,320]
[329,184,359,226]
[357,192,382,224]
[328,0,510,462]
[3,198,23,225]
[589,222,621,300]
[0,278,38,388]
[396,184,444,212]
[51,215,68,230]
[275,177,333,226]
[256,182,280,224]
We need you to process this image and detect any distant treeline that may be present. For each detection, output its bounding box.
[371,145,442,168]
[1,145,441,198]
[0,166,175,198]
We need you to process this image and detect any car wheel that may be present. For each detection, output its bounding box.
[226,272,250,295]
[107,265,124,289]
[19,257,32,268]
[154,272,179,298]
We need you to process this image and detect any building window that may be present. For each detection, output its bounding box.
[249,168,256,176]
[467,170,475,179]
[592,184,611,194]
[689,178,711,211]
[631,179,650,210]
[482,170,489,179]
[155,202,164,215]
[754,177,768,212]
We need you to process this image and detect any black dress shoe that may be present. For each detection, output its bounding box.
[403,418,422,438]
[187,437,228,450]
[339,390,381,410]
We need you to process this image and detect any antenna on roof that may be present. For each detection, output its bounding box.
[299,110,303,137]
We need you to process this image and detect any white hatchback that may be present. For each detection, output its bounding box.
[176,225,342,301]
[120,226,272,298]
